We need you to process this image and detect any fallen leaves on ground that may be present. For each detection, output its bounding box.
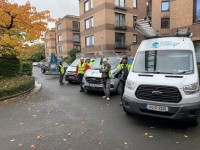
[37,135,44,140]
[30,145,35,149]
[10,139,15,142]
[184,135,188,138]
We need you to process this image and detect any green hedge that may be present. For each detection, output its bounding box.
[0,55,20,77]
[0,76,35,99]
[21,61,33,76]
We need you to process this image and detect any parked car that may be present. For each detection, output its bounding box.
[65,58,89,83]
[32,62,38,67]
[83,57,122,93]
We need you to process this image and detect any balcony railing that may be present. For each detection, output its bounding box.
[73,27,80,31]
[114,3,127,10]
[115,42,126,49]
[115,22,127,30]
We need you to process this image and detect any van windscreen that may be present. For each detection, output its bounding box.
[133,50,194,74]
[91,58,121,70]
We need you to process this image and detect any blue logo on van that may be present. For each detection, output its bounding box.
[152,42,160,48]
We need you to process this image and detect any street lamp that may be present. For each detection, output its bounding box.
[100,36,103,51]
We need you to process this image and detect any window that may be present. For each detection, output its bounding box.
[194,0,200,22]
[84,0,93,12]
[73,33,80,42]
[133,0,137,8]
[133,16,137,26]
[73,21,80,31]
[161,1,170,11]
[74,45,81,50]
[115,33,126,48]
[85,17,94,29]
[115,13,126,27]
[195,42,200,63]
[58,35,62,42]
[58,46,63,53]
[85,35,94,47]
[57,24,61,31]
[161,18,170,29]
[133,34,137,43]
[115,0,125,8]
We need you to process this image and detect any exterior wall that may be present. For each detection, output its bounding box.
[151,0,170,35]
[44,29,56,58]
[80,0,147,56]
[55,15,80,58]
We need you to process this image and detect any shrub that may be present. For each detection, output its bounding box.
[0,76,35,99]
[21,61,33,76]
[0,55,20,77]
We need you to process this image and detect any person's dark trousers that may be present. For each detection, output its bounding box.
[121,80,126,97]
[102,78,110,98]
[59,74,64,85]
[78,74,84,91]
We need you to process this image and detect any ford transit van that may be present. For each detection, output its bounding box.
[122,37,200,122]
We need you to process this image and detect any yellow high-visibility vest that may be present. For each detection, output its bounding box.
[78,63,86,74]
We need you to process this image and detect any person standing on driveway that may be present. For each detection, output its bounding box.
[100,58,111,101]
[76,57,89,92]
[59,62,65,85]
[116,56,131,105]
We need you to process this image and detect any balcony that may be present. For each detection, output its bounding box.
[115,23,127,30]
[115,42,126,49]
[72,27,80,32]
[73,40,80,43]
[114,4,127,10]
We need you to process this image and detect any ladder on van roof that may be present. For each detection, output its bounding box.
[134,17,158,39]
[134,17,192,39]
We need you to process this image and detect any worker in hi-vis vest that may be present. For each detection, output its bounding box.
[100,58,111,101]
[116,56,132,105]
[76,57,90,92]
[59,62,65,85]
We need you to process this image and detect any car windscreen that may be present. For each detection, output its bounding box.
[133,50,194,74]
[70,59,80,67]
[91,57,121,70]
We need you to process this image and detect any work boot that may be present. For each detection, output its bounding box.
[102,96,106,99]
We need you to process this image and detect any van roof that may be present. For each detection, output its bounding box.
[138,37,194,52]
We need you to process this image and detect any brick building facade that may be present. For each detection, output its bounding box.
[55,15,81,58]
[149,0,200,62]
[79,0,147,55]
[44,28,56,58]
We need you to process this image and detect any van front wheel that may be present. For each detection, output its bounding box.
[123,106,132,115]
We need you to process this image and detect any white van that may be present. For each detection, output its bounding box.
[83,57,122,93]
[122,37,200,122]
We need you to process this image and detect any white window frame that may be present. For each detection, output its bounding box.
[85,17,94,29]
[57,24,61,31]
[58,35,62,42]
[133,0,137,8]
[58,46,63,53]
[85,35,94,47]
[133,34,137,43]
[84,0,93,12]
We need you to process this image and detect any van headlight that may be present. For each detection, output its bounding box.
[125,80,136,90]
[183,82,199,95]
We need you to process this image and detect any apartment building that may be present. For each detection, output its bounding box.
[79,0,147,55]
[44,28,56,58]
[55,15,81,58]
[148,0,200,63]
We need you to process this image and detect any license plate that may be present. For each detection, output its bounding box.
[90,84,101,87]
[68,76,75,79]
[146,104,169,112]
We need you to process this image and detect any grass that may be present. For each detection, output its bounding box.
[0,76,35,99]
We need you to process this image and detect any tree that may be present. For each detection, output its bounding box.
[30,43,45,62]
[63,49,80,64]
[0,0,55,59]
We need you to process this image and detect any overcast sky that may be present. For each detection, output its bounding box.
[12,0,80,28]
